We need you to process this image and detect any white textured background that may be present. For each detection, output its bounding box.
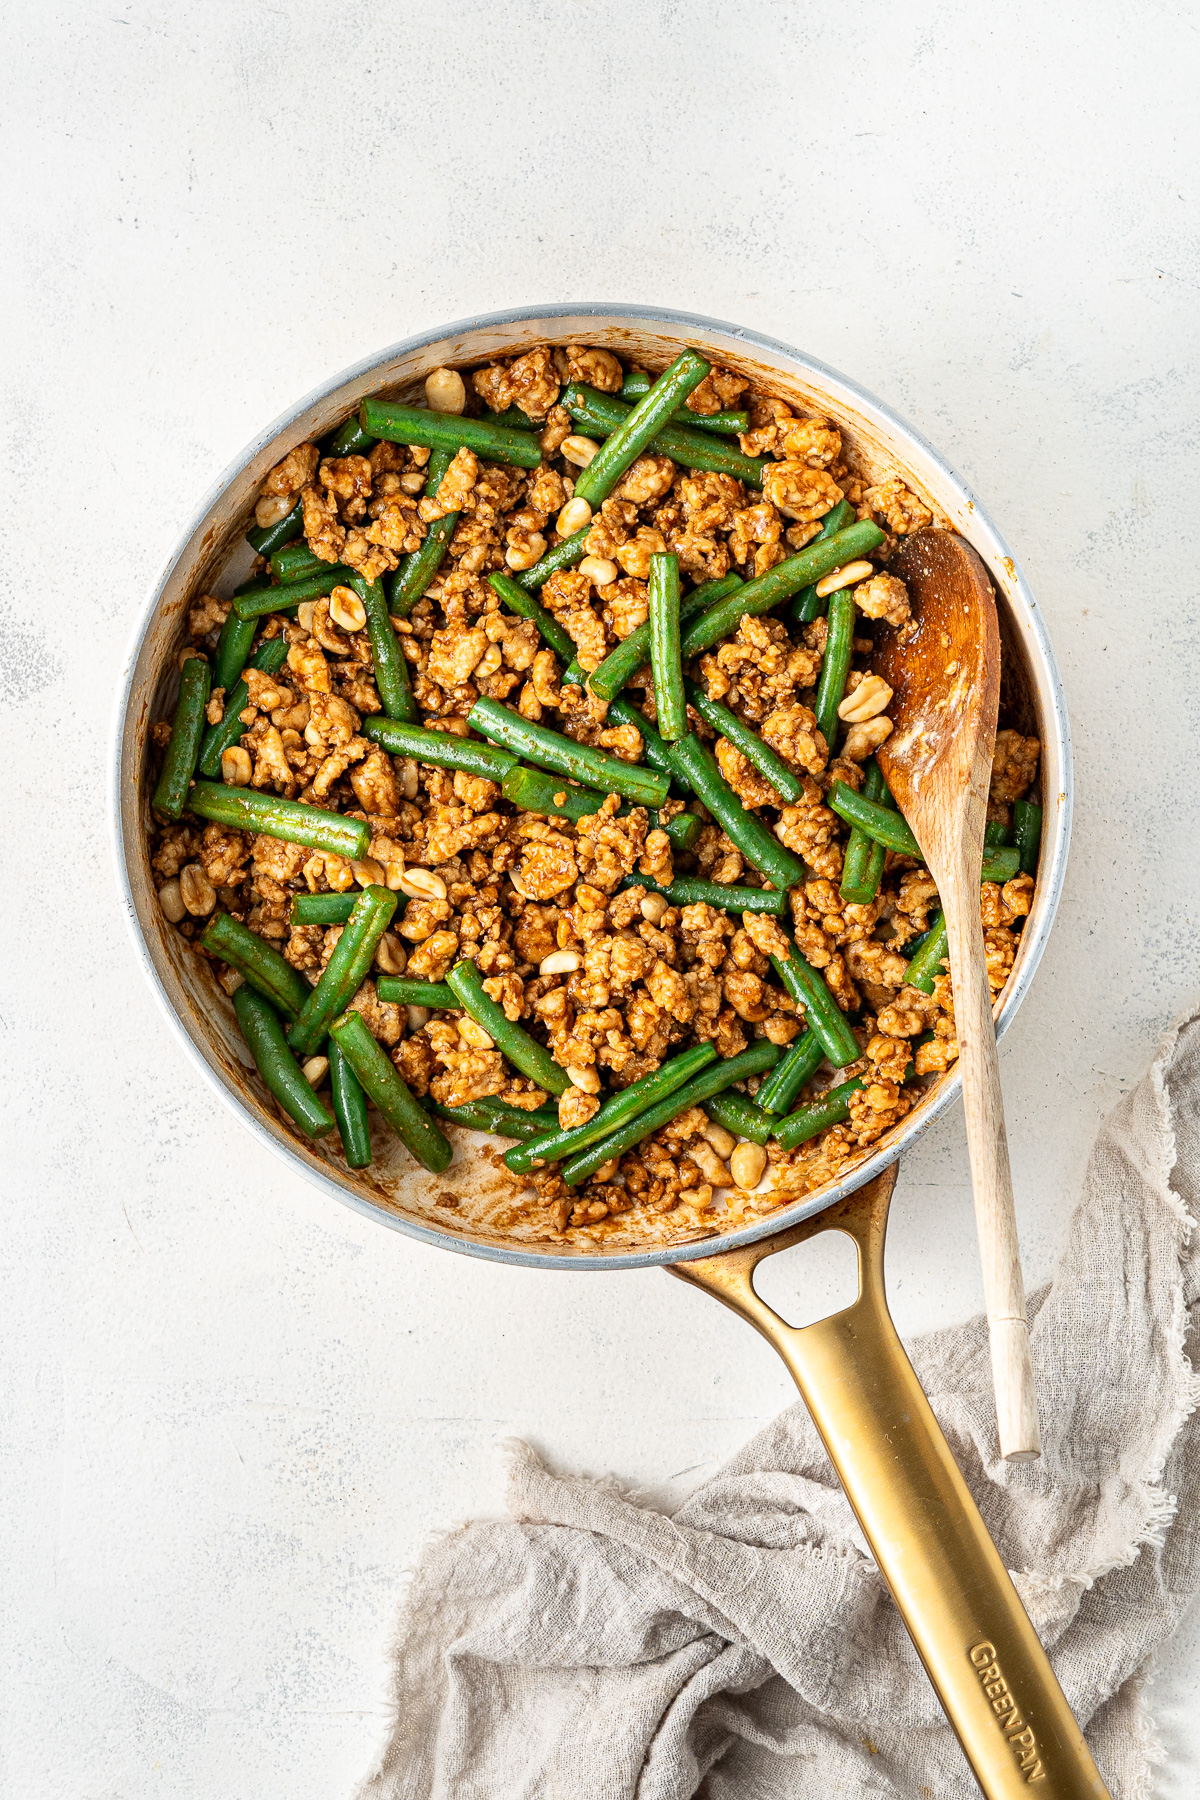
[3,3,1199,1794]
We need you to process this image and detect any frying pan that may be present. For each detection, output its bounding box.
[112,307,1105,1796]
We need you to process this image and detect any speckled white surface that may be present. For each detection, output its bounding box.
[4,4,1199,1794]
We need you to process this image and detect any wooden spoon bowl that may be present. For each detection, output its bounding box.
[875,530,1040,1461]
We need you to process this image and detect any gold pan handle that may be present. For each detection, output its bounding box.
[670,1168,1109,1799]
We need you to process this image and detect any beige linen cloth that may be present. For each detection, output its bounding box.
[359,1012,1200,1799]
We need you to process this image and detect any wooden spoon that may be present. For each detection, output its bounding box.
[874,529,1041,1461]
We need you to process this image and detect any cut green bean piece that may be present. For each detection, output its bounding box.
[329,1042,372,1168]
[232,564,357,620]
[649,553,685,740]
[754,1029,825,1116]
[571,351,711,506]
[564,381,765,490]
[661,811,703,852]
[288,886,399,1056]
[349,573,417,722]
[1013,799,1042,876]
[468,696,670,808]
[234,986,336,1138]
[246,498,303,556]
[290,891,359,927]
[445,959,571,1096]
[981,847,1020,884]
[432,1098,560,1140]
[375,978,456,1008]
[682,677,806,803]
[770,947,861,1069]
[202,912,310,1019]
[482,406,539,430]
[361,716,517,782]
[829,781,922,859]
[620,371,748,434]
[326,415,376,457]
[513,526,592,592]
[681,522,884,661]
[360,397,542,469]
[620,873,788,915]
[388,446,458,616]
[588,572,745,702]
[213,610,257,695]
[813,589,855,754]
[329,1010,452,1171]
[152,654,211,820]
[271,542,327,585]
[505,1043,717,1174]
[665,734,805,893]
[501,767,700,851]
[984,819,1010,848]
[702,1090,775,1146]
[838,759,891,906]
[562,1040,782,1186]
[787,502,857,622]
[772,1077,865,1150]
[197,636,290,779]
[188,781,370,860]
[488,570,579,664]
[904,913,947,994]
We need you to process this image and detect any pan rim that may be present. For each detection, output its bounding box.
[110,301,1072,1271]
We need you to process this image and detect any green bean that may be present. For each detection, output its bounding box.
[828,781,922,859]
[188,781,370,860]
[904,913,947,993]
[984,819,1010,848]
[604,696,679,782]
[197,637,289,779]
[388,447,458,615]
[648,554,685,739]
[562,1041,782,1186]
[326,415,376,457]
[754,1029,825,1116]
[1013,799,1042,876]
[769,947,861,1068]
[661,810,704,852]
[682,676,806,804]
[288,885,399,1056]
[468,696,671,808]
[482,406,539,430]
[772,1077,865,1151]
[505,1044,717,1174]
[329,1009,452,1171]
[564,381,766,491]
[329,1042,372,1168]
[152,654,211,819]
[432,1098,561,1140]
[234,986,336,1138]
[201,912,310,1018]
[813,589,855,754]
[445,958,571,1095]
[361,716,517,781]
[571,351,711,505]
[213,610,257,695]
[587,573,745,702]
[838,760,891,905]
[488,570,579,664]
[619,371,748,435]
[348,573,416,722]
[981,847,1020,883]
[232,564,357,621]
[375,978,456,1008]
[271,542,327,585]
[680,522,884,660]
[787,502,858,622]
[620,873,788,915]
[665,735,805,894]
[513,526,592,591]
[501,765,606,820]
[360,397,542,469]
[290,892,358,927]
[246,498,303,556]
[702,1091,775,1146]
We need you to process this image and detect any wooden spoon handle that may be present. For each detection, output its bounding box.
[941,869,1042,1461]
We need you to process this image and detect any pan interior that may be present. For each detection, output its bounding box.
[116,307,1067,1269]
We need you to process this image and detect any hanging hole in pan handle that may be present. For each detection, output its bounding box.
[750,1228,861,1328]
